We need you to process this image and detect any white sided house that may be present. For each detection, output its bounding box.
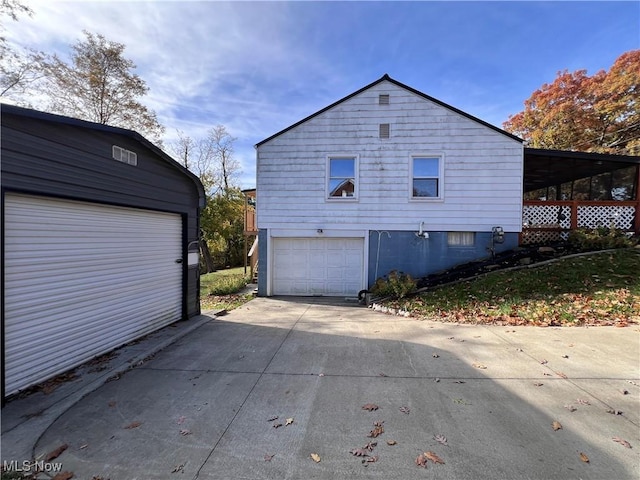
[255,74,523,296]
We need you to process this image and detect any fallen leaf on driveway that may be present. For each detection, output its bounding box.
[365,455,378,463]
[552,421,562,431]
[124,421,141,429]
[171,464,185,473]
[267,415,278,422]
[272,422,283,429]
[399,406,410,414]
[576,399,590,405]
[379,372,388,377]
[434,434,448,446]
[558,372,568,379]
[562,355,569,358]
[310,453,321,463]
[472,363,487,369]
[177,415,186,425]
[179,429,191,436]
[432,353,440,358]
[612,437,632,448]
[362,403,379,411]
[368,425,384,438]
[264,454,275,461]
[424,451,445,464]
[285,418,294,426]
[108,401,116,408]
[386,440,397,446]
[564,404,577,412]
[540,359,548,365]
[606,408,624,415]
[45,444,68,461]
[415,453,428,468]
[620,389,629,395]
[364,441,377,451]
[350,448,369,457]
[579,452,590,463]
[52,472,73,480]
[533,383,544,387]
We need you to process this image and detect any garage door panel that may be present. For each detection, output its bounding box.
[4,194,182,396]
[272,237,363,296]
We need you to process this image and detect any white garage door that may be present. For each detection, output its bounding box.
[272,237,364,296]
[4,194,183,396]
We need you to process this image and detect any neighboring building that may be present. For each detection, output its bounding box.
[255,74,524,296]
[1,104,205,398]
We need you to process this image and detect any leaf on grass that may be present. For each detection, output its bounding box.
[434,434,448,446]
[285,418,294,426]
[124,421,142,429]
[45,444,69,461]
[362,403,379,411]
[179,429,191,436]
[425,451,445,464]
[310,453,321,463]
[264,454,275,462]
[267,415,278,422]
[612,437,632,449]
[368,425,384,438]
[576,399,591,405]
[579,452,590,463]
[552,421,562,431]
[52,473,73,480]
[472,363,487,369]
[564,404,577,412]
[399,406,410,414]
[415,453,428,468]
[350,448,369,457]
[386,440,397,446]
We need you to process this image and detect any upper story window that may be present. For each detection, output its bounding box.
[327,156,358,199]
[411,156,443,200]
[379,94,390,105]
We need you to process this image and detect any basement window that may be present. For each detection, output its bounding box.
[379,123,390,139]
[448,232,475,246]
[112,145,138,166]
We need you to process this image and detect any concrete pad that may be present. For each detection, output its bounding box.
[3,298,638,480]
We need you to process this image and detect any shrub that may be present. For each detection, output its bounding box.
[371,270,417,299]
[207,274,249,295]
[567,228,638,252]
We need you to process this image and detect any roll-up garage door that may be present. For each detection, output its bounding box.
[3,194,183,396]
[272,237,364,296]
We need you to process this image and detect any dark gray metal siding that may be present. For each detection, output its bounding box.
[1,108,203,318]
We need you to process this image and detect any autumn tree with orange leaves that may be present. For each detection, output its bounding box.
[504,50,640,155]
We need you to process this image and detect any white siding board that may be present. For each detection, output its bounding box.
[257,80,523,232]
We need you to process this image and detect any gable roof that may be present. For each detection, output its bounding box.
[256,74,522,147]
[1,103,205,206]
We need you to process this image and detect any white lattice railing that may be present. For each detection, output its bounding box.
[521,201,639,245]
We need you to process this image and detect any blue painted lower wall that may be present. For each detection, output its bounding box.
[368,231,519,286]
[257,229,268,296]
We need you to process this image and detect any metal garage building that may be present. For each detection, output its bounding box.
[1,104,205,398]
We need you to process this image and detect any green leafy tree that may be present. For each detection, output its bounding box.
[169,125,244,272]
[504,50,640,155]
[36,30,164,144]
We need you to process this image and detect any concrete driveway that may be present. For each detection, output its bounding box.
[3,297,639,479]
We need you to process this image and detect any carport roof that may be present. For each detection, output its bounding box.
[524,147,640,193]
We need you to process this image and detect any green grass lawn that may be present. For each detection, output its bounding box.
[385,248,640,326]
[200,267,253,312]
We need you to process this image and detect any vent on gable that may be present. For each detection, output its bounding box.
[379,94,390,105]
[379,123,390,139]
[112,145,138,166]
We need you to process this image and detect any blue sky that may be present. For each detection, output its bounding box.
[5,1,639,188]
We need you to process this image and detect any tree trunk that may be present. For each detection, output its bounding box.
[199,237,215,273]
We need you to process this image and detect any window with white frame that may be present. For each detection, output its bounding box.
[327,156,357,199]
[448,232,475,246]
[411,156,442,199]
